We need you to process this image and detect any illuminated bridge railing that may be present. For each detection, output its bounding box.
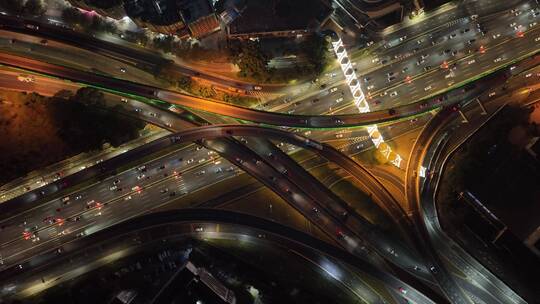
[331,37,402,168]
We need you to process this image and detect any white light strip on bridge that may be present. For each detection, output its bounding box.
[331,37,402,168]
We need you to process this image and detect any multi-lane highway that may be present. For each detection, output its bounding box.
[1,0,539,302]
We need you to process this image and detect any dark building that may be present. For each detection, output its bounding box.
[226,0,333,39]
[68,0,220,38]
[124,0,189,37]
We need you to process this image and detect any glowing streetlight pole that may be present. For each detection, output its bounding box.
[330,37,402,168]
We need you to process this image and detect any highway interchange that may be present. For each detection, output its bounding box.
[1,0,540,303]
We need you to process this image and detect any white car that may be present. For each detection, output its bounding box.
[488,92,496,97]
[530,22,538,28]
[467,59,476,65]
[493,57,503,63]
[389,91,398,97]
[371,58,379,63]
[335,133,344,138]
[329,87,338,93]
[424,85,432,91]
[335,97,343,103]
[492,33,501,39]
[367,85,375,90]
[509,22,517,28]
[17,75,35,82]
[525,73,533,78]
[445,73,454,79]
[535,36,540,42]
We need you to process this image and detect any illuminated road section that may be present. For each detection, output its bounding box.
[330,37,402,168]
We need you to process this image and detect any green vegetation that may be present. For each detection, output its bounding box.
[0,88,144,184]
[156,69,259,108]
[228,35,330,83]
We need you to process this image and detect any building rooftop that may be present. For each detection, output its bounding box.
[228,0,332,35]
[124,0,184,26]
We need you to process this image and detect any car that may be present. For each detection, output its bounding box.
[335,133,344,138]
[196,170,205,176]
[460,28,470,34]
[492,33,501,39]
[121,98,128,103]
[488,92,496,97]
[388,76,396,82]
[17,75,35,83]
[287,109,295,114]
[389,91,398,97]
[493,57,503,63]
[137,174,145,180]
[525,73,533,78]
[329,87,338,93]
[535,37,540,42]
[401,67,409,73]
[421,54,429,59]
[399,287,407,294]
[445,73,454,79]
[467,59,476,65]
[419,102,428,109]
[448,33,457,39]
[363,76,371,83]
[335,97,343,103]
[120,68,126,73]
[149,112,157,117]
[451,50,458,56]
[334,118,344,125]
[509,22,517,28]
[61,196,70,203]
[416,59,425,66]
[423,66,432,72]
[399,35,407,41]
[367,85,375,90]
[410,118,419,124]
[124,195,132,201]
[137,165,146,172]
[134,108,141,112]
[424,85,432,91]
[416,39,423,44]
[25,24,39,30]
[160,188,168,194]
[109,185,117,191]
[530,22,537,28]
[253,85,262,90]
[195,226,204,232]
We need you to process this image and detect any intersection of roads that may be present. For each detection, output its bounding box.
[0,0,539,303]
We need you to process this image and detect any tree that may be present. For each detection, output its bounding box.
[228,40,270,82]
[73,87,106,107]
[23,0,46,16]
[177,75,192,91]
